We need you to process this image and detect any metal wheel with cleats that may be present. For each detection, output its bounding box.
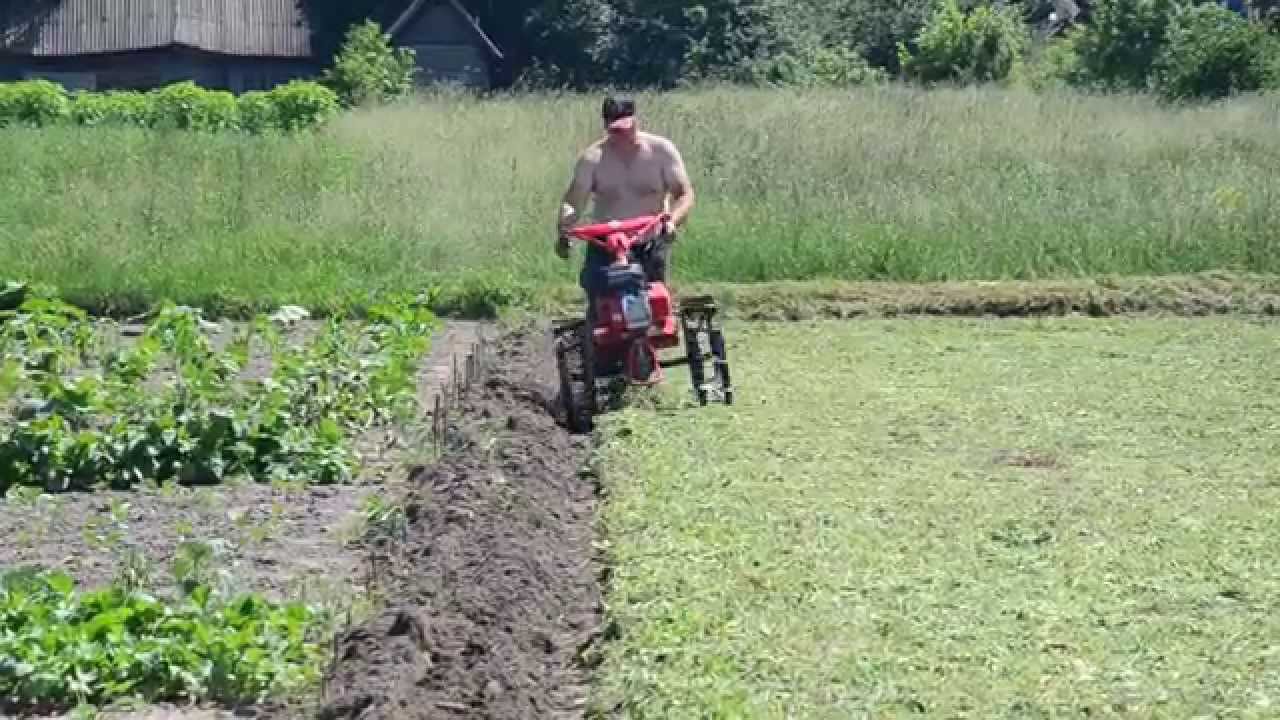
[677,295,734,406]
[553,319,597,433]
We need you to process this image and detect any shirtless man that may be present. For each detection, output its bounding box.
[556,96,695,296]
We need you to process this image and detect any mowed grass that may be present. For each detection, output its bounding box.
[2,85,1280,313]
[593,317,1280,718]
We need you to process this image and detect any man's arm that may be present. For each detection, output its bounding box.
[660,140,695,230]
[559,149,597,232]
[555,149,596,258]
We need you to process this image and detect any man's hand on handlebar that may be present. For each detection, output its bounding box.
[657,213,676,242]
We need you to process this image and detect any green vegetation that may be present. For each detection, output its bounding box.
[301,0,1280,101]
[1,86,1278,315]
[1154,3,1280,100]
[0,79,339,134]
[0,282,436,492]
[898,0,1030,84]
[321,20,419,108]
[0,565,322,713]
[1044,0,1280,98]
[593,317,1280,717]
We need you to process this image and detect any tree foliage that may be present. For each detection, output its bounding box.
[1067,0,1182,90]
[321,20,418,107]
[1154,3,1280,99]
[296,0,1280,99]
[899,0,1029,83]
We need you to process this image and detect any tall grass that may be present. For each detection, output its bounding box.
[1,84,1278,311]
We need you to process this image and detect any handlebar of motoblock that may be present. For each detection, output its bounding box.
[563,213,671,253]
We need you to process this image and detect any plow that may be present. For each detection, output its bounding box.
[553,213,733,433]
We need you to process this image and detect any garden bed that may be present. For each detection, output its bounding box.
[0,285,487,717]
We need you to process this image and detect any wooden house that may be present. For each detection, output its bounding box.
[0,0,503,92]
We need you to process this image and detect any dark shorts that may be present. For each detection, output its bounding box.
[579,234,672,296]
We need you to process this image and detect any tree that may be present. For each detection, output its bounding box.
[1068,0,1182,90]
[1154,3,1280,99]
[899,0,1030,83]
[321,20,418,107]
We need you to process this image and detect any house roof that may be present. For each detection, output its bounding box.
[388,0,503,60]
[0,0,504,60]
[0,0,312,57]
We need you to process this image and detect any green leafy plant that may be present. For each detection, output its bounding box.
[267,80,342,131]
[69,91,151,127]
[146,82,240,132]
[898,0,1030,84]
[321,20,418,107]
[359,493,409,543]
[236,91,279,133]
[0,79,334,134]
[0,284,438,494]
[0,79,71,127]
[0,568,322,712]
[1154,3,1280,100]
[1067,0,1182,91]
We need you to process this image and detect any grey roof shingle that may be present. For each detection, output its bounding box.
[0,0,312,57]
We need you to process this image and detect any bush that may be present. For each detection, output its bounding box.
[321,20,417,107]
[1067,0,1180,91]
[755,45,888,87]
[1154,4,1280,100]
[898,0,1029,84]
[0,79,337,134]
[268,80,341,131]
[70,90,151,126]
[237,90,280,133]
[0,568,322,710]
[1020,37,1086,91]
[0,79,71,127]
[146,81,239,131]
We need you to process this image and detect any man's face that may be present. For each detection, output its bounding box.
[605,114,637,141]
[603,97,638,142]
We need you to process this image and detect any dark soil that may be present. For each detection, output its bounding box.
[316,323,603,720]
[0,480,364,605]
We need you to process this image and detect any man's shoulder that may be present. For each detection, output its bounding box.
[641,131,681,156]
[579,139,606,162]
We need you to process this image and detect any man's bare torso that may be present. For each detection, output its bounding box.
[575,131,686,221]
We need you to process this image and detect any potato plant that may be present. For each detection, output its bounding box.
[0,284,437,492]
[0,567,322,712]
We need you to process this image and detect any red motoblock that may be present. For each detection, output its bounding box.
[553,213,733,433]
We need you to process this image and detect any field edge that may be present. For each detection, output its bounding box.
[13,271,1280,323]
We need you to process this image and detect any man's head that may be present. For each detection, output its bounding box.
[601,95,638,142]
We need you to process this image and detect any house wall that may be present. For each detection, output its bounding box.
[394,3,492,88]
[0,47,319,92]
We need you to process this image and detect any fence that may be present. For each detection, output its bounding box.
[427,332,491,457]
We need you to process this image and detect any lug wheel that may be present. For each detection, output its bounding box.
[679,296,733,406]
[554,321,595,433]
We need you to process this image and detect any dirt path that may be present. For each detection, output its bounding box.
[318,322,604,720]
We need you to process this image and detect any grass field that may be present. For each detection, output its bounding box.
[2,85,1279,315]
[593,317,1280,718]
[4,78,1280,717]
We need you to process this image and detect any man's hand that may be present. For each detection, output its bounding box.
[555,234,571,259]
[657,213,677,242]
